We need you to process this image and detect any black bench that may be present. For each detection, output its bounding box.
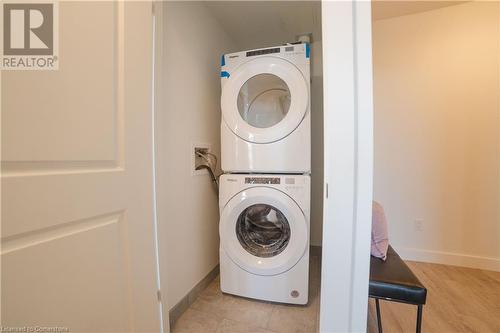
[369,245,427,333]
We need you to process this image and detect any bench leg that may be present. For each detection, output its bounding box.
[416,305,423,333]
[375,299,383,333]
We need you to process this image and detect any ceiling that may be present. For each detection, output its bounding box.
[372,1,467,20]
[205,1,467,50]
[205,1,321,50]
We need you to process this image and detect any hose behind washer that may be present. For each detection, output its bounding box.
[195,164,219,194]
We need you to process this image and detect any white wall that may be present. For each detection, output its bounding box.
[156,1,237,311]
[373,1,500,271]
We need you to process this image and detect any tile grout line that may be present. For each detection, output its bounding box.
[213,317,224,333]
[263,304,277,331]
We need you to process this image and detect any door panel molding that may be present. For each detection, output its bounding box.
[1,210,123,254]
[1,160,123,177]
[1,2,125,172]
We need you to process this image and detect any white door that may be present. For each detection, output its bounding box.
[1,2,162,332]
[221,57,308,143]
[220,187,308,276]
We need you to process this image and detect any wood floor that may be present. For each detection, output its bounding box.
[172,257,500,333]
[367,261,500,333]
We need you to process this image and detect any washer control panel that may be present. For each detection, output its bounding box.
[245,177,280,184]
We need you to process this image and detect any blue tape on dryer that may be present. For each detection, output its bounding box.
[220,71,230,78]
[305,43,310,58]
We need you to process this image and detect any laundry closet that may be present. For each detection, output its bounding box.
[154,1,325,330]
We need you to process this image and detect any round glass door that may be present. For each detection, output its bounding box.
[221,57,308,144]
[237,74,291,128]
[220,186,308,276]
[236,204,290,258]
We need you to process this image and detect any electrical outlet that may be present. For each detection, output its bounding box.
[414,218,424,232]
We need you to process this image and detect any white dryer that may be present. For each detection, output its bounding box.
[220,43,311,173]
[219,174,310,304]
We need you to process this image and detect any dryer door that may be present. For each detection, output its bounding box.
[221,57,308,144]
[220,187,308,276]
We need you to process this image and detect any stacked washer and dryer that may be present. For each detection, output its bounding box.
[219,43,311,305]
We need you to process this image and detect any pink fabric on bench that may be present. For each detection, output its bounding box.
[371,201,389,261]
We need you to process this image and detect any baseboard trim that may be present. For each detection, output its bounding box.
[168,264,220,329]
[395,246,500,272]
[310,245,322,257]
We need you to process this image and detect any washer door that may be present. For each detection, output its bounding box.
[220,187,308,276]
[221,57,308,144]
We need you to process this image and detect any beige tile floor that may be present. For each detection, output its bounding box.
[172,255,321,333]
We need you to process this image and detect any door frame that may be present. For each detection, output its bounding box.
[152,1,169,331]
[320,1,374,332]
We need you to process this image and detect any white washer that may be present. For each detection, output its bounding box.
[219,174,310,304]
[220,43,311,173]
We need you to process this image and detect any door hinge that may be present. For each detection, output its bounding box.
[157,290,162,302]
[326,183,329,199]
